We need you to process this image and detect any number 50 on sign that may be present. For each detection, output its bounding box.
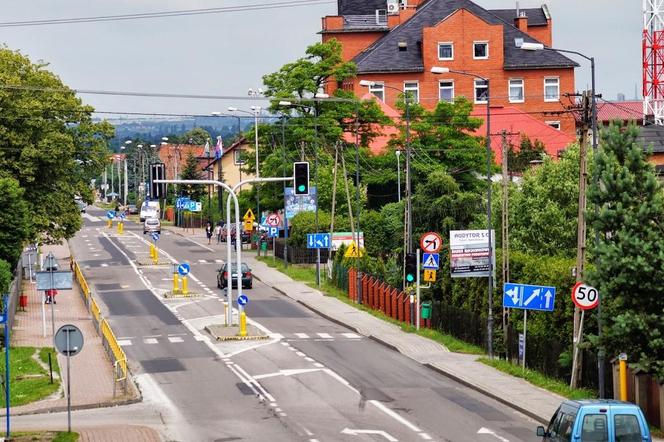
[571,282,599,310]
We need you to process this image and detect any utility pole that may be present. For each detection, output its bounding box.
[501,130,511,357]
[570,91,591,388]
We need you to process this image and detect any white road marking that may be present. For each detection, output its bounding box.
[295,351,306,357]
[419,433,433,440]
[477,427,510,442]
[144,338,158,344]
[194,336,209,342]
[304,357,315,362]
[168,336,184,343]
[294,333,309,339]
[269,333,284,340]
[215,259,224,264]
[253,368,323,380]
[314,363,324,368]
[316,333,332,339]
[117,340,132,346]
[101,263,108,267]
[93,254,100,257]
[198,259,207,263]
[82,213,102,222]
[369,400,422,432]
[341,428,397,442]
[342,332,361,339]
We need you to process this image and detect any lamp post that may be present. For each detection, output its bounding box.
[228,106,262,224]
[517,40,603,397]
[359,80,413,287]
[431,66,494,358]
[396,150,401,202]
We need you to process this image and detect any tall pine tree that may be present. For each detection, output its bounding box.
[587,123,664,380]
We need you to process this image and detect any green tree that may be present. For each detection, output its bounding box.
[0,48,112,243]
[508,135,547,173]
[587,123,664,379]
[180,152,205,201]
[0,178,32,266]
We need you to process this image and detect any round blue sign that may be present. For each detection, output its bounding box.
[177,263,190,276]
[237,294,249,306]
[119,213,126,220]
[107,211,115,219]
[151,232,160,241]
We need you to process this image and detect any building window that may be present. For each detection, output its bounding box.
[404,81,419,103]
[509,79,524,103]
[544,77,560,101]
[473,41,488,59]
[369,82,385,101]
[438,42,453,60]
[474,79,488,103]
[546,121,561,130]
[233,149,245,165]
[439,80,454,102]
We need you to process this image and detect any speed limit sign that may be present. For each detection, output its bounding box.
[571,282,599,310]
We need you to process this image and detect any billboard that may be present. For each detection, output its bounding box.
[331,232,364,251]
[449,230,495,278]
[285,187,317,219]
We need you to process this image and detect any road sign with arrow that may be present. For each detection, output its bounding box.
[502,283,556,312]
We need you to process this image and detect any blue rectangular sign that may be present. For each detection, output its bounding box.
[503,283,556,312]
[268,227,279,238]
[307,233,330,249]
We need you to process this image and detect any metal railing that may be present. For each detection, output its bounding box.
[71,259,128,396]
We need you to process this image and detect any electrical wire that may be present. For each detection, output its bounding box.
[0,0,335,28]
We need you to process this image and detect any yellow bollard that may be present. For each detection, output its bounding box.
[153,247,159,265]
[619,353,628,401]
[239,310,247,337]
[117,222,124,234]
[182,276,188,294]
[107,219,113,229]
[149,244,155,259]
[172,273,179,293]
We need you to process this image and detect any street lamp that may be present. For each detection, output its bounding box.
[359,79,413,287]
[431,66,494,358]
[516,39,603,396]
[395,150,401,202]
[228,106,261,222]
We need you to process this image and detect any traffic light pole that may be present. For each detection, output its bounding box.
[416,248,421,330]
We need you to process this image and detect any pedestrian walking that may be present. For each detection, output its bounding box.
[205,221,213,245]
[215,223,222,244]
[45,288,58,304]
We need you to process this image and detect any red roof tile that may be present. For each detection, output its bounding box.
[596,100,643,122]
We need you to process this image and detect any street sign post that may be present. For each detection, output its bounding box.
[177,263,190,277]
[151,232,160,242]
[54,324,84,434]
[106,211,115,220]
[307,233,330,249]
[420,232,443,253]
[422,253,440,270]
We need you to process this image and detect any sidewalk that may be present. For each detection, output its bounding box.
[165,226,562,424]
[8,240,156,441]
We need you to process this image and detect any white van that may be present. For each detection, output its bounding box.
[139,201,161,221]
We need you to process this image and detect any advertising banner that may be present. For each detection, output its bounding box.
[331,232,364,251]
[284,187,317,219]
[449,230,495,278]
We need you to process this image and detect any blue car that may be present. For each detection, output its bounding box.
[537,399,651,441]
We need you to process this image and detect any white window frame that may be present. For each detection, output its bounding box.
[438,42,454,61]
[438,80,455,103]
[544,77,560,102]
[369,82,385,101]
[474,79,488,104]
[546,121,561,130]
[473,41,489,60]
[233,149,245,165]
[509,78,524,103]
[404,81,419,104]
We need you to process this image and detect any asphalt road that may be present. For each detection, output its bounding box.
[73,207,540,442]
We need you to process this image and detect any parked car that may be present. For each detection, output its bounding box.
[126,204,139,215]
[537,400,651,441]
[217,263,252,289]
[143,217,161,235]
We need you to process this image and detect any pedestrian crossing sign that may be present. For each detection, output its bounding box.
[422,253,440,270]
[243,209,255,221]
[344,241,363,258]
[423,269,437,282]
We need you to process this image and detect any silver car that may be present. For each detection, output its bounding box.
[143,217,161,234]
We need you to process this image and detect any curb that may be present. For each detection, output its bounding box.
[3,394,142,417]
[253,264,551,426]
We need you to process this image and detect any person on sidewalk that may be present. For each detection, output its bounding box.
[215,223,222,244]
[45,288,57,304]
[205,221,213,245]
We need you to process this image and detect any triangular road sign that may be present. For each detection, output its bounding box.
[243,208,255,221]
[344,241,363,258]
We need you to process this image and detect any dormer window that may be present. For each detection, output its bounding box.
[473,42,489,59]
[438,42,453,60]
[398,41,408,52]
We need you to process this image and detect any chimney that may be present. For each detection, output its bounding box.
[514,10,528,32]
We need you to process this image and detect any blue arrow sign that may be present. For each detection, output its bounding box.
[237,294,249,306]
[268,227,279,238]
[0,313,6,325]
[177,263,190,276]
[307,233,331,249]
[106,211,115,220]
[503,283,556,312]
[151,232,160,242]
[119,213,126,221]
[422,253,440,270]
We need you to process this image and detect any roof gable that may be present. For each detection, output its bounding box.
[352,0,577,73]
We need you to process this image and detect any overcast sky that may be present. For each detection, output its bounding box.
[0,0,642,117]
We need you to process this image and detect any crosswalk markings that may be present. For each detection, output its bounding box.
[194,336,209,342]
[144,338,158,344]
[168,336,184,343]
[341,333,361,339]
[215,259,224,264]
[316,333,332,339]
[294,333,309,339]
[198,259,207,263]
[117,340,132,346]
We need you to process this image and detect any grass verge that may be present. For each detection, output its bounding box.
[478,357,597,400]
[11,431,79,441]
[0,346,61,407]
[255,256,484,355]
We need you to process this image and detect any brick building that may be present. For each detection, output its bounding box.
[322,0,579,139]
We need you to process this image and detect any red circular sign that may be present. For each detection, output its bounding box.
[266,213,281,227]
[420,232,442,253]
[571,282,599,310]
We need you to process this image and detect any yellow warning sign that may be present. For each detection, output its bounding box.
[344,241,364,258]
[423,269,437,282]
[243,220,254,231]
[243,209,255,221]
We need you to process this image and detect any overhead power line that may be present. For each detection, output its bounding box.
[0,0,335,28]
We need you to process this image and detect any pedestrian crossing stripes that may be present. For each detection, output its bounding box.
[117,331,364,347]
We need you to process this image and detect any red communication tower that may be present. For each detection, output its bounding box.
[644,1,664,124]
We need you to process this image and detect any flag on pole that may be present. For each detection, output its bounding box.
[215,136,223,160]
[204,139,210,158]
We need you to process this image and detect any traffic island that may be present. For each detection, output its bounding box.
[135,257,171,267]
[163,290,201,299]
[205,324,269,341]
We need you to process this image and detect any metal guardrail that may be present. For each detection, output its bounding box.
[71,259,128,396]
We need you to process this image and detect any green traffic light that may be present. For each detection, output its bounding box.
[406,274,414,282]
[298,185,306,192]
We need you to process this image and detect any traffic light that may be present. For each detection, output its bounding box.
[405,253,417,284]
[293,161,310,195]
[149,163,166,199]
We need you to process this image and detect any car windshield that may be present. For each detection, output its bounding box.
[225,263,249,272]
[146,219,159,225]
